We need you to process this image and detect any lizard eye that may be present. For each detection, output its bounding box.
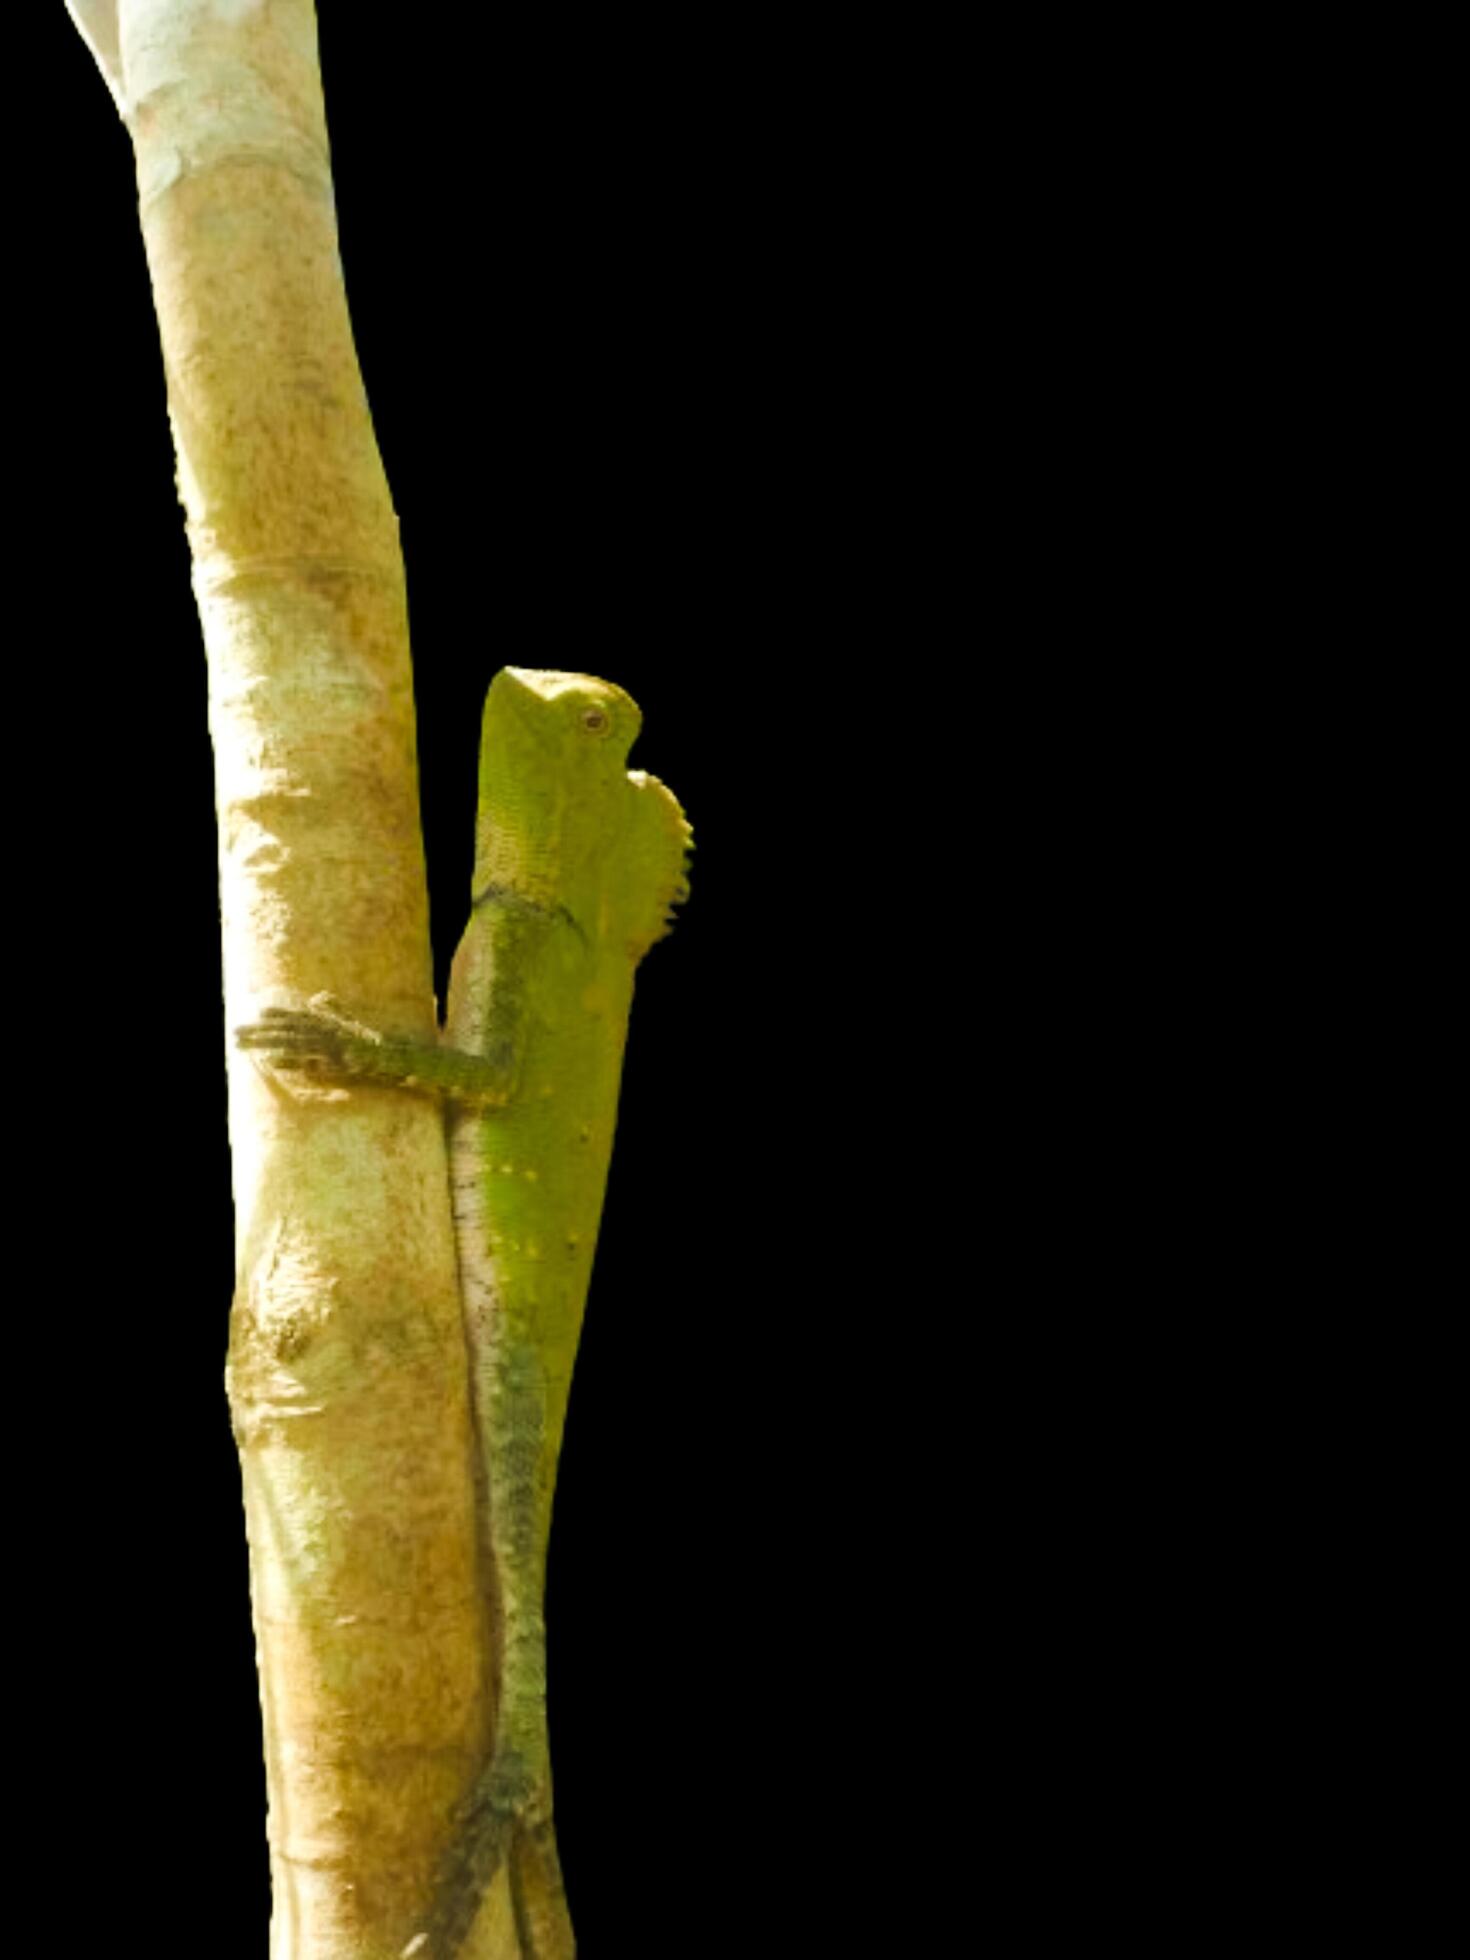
[580,707,611,735]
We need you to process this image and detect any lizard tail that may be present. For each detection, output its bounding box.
[417,1787,517,1959]
[510,1816,577,1957]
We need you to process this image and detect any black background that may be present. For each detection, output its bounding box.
[12,11,1397,1950]
[19,8,878,1953]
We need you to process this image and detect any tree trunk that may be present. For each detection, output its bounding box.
[64,3,512,1951]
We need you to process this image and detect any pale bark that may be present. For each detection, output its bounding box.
[65,3,513,1952]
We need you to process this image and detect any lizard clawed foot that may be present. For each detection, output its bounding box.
[234,995,381,1083]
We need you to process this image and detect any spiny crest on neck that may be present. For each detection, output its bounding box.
[626,770,693,958]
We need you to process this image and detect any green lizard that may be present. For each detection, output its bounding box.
[235,667,691,1956]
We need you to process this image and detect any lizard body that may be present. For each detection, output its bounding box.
[237,667,690,1955]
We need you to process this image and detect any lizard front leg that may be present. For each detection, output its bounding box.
[235,995,512,1107]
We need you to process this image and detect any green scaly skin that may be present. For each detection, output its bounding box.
[236,668,690,1957]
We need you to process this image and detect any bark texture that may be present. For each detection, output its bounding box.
[66,3,512,1952]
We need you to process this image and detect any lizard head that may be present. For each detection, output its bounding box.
[474,667,692,962]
